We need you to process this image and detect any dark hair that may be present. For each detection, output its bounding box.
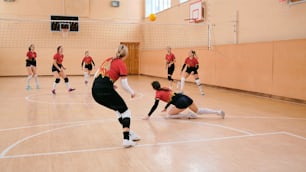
[57,45,62,53]
[191,50,196,56]
[151,81,171,91]
[28,44,34,51]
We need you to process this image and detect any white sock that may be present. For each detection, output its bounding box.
[65,82,71,89]
[52,82,57,90]
[34,74,39,86]
[180,77,185,92]
[167,113,189,119]
[197,108,220,115]
[84,72,89,82]
[26,75,32,86]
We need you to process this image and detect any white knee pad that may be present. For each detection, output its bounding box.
[116,111,122,119]
[121,109,131,118]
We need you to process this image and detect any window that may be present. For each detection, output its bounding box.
[180,0,188,3]
[145,0,171,17]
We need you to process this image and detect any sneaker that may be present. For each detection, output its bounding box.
[129,131,140,141]
[122,139,136,148]
[26,85,31,90]
[52,89,56,95]
[85,81,88,85]
[68,88,76,92]
[219,110,225,119]
[187,112,198,119]
[36,85,40,89]
[200,90,205,95]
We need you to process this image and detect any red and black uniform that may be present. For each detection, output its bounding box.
[92,57,128,113]
[52,53,64,72]
[148,88,194,117]
[81,56,95,70]
[165,53,175,78]
[181,57,199,74]
[26,51,37,67]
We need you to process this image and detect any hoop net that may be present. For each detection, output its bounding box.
[61,28,69,38]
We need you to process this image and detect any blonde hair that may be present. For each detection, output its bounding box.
[116,44,128,58]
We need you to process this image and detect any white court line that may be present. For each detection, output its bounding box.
[0,119,113,132]
[228,115,306,120]
[25,94,96,105]
[173,120,254,135]
[0,131,296,159]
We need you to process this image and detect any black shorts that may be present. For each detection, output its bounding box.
[167,63,175,75]
[84,64,93,71]
[186,67,198,74]
[26,59,37,67]
[92,75,128,113]
[52,63,62,73]
[171,93,193,109]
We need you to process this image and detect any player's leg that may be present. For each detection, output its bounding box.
[60,70,75,92]
[83,67,89,84]
[189,102,225,119]
[32,66,40,89]
[25,65,33,90]
[52,71,60,94]
[193,73,204,95]
[167,64,175,88]
[180,72,190,93]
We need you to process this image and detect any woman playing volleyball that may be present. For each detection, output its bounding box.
[143,81,225,120]
[81,50,95,85]
[25,44,40,90]
[51,46,75,94]
[179,50,204,95]
[165,46,176,88]
[92,44,140,148]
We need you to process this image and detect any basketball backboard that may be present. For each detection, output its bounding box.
[189,0,204,23]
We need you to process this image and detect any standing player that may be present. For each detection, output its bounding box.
[165,46,176,88]
[51,46,75,94]
[25,44,40,90]
[179,50,204,95]
[92,44,140,148]
[143,81,225,120]
[81,50,95,85]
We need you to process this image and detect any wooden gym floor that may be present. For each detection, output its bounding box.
[0,75,305,172]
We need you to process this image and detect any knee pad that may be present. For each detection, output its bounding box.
[121,117,130,128]
[121,110,131,118]
[55,78,60,83]
[64,77,69,83]
[195,79,201,86]
[167,75,172,81]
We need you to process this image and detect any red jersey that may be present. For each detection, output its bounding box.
[53,53,64,64]
[155,88,174,103]
[98,57,128,83]
[82,56,93,64]
[184,57,198,67]
[26,51,37,60]
[165,53,175,63]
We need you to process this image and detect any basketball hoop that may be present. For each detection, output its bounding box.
[61,28,69,38]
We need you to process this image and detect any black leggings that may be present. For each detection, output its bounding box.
[168,63,175,75]
[92,75,128,113]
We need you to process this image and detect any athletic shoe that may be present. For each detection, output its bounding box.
[187,112,198,119]
[52,89,56,95]
[68,88,75,92]
[122,139,136,148]
[85,81,88,85]
[36,85,40,89]
[219,110,225,119]
[129,130,140,141]
[26,85,31,90]
[200,90,205,95]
